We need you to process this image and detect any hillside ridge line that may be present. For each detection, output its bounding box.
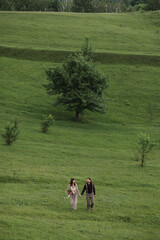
[0,45,160,66]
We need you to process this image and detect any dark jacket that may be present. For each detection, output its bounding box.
[81,183,96,195]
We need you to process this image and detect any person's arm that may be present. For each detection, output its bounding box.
[93,184,96,196]
[81,185,86,196]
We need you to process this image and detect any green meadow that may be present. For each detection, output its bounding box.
[0,11,160,240]
[0,11,160,55]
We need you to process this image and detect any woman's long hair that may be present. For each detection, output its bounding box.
[70,178,76,186]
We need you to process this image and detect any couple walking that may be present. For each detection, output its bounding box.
[69,178,96,211]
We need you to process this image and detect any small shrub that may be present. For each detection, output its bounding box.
[136,133,155,167]
[2,119,19,145]
[41,114,54,133]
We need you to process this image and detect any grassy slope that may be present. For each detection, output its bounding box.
[0,11,160,240]
[0,11,160,55]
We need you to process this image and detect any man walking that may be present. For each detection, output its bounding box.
[81,178,96,211]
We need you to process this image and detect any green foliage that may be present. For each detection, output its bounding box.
[131,0,160,11]
[136,133,155,167]
[1,119,19,145]
[0,0,13,10]
[132,3,148,11]
[48,0,61,11]
[72,0,95,12]
[41,114,54,133]
[0,0,69,11]
[13,0,34,11]
[145,0,160,10]
[0,0,160,12]
[45,53,108,122]
[130,0,144,6]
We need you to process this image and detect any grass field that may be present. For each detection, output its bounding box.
[0,11,160,240]
[0,11,160,55]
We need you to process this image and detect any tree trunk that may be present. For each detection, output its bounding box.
[74,112,79,122]
[141,154,145,167]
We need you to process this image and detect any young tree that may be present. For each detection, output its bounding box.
[2,119,19,145]
[81,37,94,61]
[41,114,54,133]
[136,133,155,167]
[45,53,108,122]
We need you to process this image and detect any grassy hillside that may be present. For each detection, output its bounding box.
[0,11,160,56]
[0,11,160,240]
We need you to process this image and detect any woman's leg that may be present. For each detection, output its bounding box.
[70,196,74,209]
[91,194,94,209]
[86,194,91,210]
[73,195,77,210]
